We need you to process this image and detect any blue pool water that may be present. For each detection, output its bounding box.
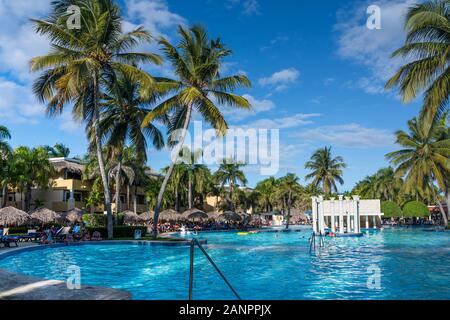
[0,227,449,300]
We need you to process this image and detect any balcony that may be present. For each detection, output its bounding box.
[52,179,91,191]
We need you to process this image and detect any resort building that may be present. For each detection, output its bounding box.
[1,158,150,213]
[312,196,384,235]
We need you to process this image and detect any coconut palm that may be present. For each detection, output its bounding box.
[0,126,11,156]
[385,0,450,126]
[30,0,162,239]
[386,117,450,225]
[45,143,70,157]
[214,159,247,211]
[98,74,165,214]
[278,173,301,229]
[0,125,11,208]
[11,147,55,212]
[305,147,346,195]
[142,25,251,238]
[255,177,277,213]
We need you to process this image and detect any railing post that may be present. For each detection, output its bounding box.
[189,239,194,300]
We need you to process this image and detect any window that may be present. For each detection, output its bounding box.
[65,170,82,180]
[136,195,146,205]
[63,191,82,202]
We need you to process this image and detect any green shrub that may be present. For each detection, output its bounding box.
[402,201,429,218]
[82,214,107,227]
[381,201,402,218]
[86,226,147,239]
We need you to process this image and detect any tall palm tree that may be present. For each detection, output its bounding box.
[180,148,209,209]
[98,74,165,214]
[386,117,450,225]
[31,0,162,239]
[214,159,247,211]
[278,173,301,229]
[142,25,251,238]
[0,126,11,156]
[45,143,70,158]
[385,0,450,126]
[305,147,346,195]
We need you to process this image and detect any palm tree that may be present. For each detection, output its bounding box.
[385,0,450,126]
[305,147,346,195]
[11,147,55,212]
[386,117,450,225]
[142,25,251,238]
[98,74,164,214]
[45,143,70,157]
[278,173,301,229]
[256,177,277,213]
[214,159,247,211]
[31,0,162,239]
[0,125,11,208]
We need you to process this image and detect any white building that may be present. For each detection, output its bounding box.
[311,196,384,236]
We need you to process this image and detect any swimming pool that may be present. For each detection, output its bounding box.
[0,227,449,300]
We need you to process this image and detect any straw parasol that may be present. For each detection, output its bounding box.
[29,207,60,224]
[123,211,144,225]
[0,206,30,226]
[59,208,84,223]
[218,211,242,222]
[139,211,154,222]
[181,208,208,221]
[290,209,309,222]
[159,209,181,221]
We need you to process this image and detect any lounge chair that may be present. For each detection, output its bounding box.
[21,229,42,242]
[0,228,19,248]
[54,227,71,242]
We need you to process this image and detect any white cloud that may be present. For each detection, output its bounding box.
[335,0,417,94]
[227,0,260,15]
[296,123,395,148]
[323,77,335,86]
[58,110,83,134]
[222,94,274,121]
[258,68,300,91]
[242,113,321,129]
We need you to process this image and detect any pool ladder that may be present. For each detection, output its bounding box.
[309,231,325,253]
[189,238,241,300]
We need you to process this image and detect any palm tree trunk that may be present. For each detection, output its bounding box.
[188,174,193,209]
[1,185,7,208]
[152,105,193,239]
[25,184,32,212]
[437,200,448,226]
[446,189,450,220]
[229,182,234,211]
[286,191,291,230]
[115,160,122,219]
[175,185,179,212]
[93,74,113,239]
[127,185,130,210]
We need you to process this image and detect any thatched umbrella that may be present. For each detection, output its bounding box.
[60,208,84,224]
[139,211,154,222]
[29,208,60,225]
[290,209,309,222]
[181,208,208,221]
[0,207,30,226]
[207,211,222,220]
[159,209,181,221]
[124,211,144,225]
[218,211,242,222]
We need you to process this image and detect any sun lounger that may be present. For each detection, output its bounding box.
[0,228,19,248]
[54,227,71,242]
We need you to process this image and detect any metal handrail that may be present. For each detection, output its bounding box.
[189,238,241,300]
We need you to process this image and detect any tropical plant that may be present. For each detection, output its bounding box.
[31,0,162,239]
[305,147,346,195]
[10,147,55,212]
[214,159,247,211]
[386,117,450,225]
[0,125,11,156]
[402,201,429,218]
[278,173,302,229]
[142,25,251,238]
[45,143,70,157]
[381,201,403,218]
[0,125,11,208]
[85,191,103,214]
[385,0,450,126]
[255,177,277,213]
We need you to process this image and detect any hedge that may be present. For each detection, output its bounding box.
[402,201,429,218]
[381,201,402,218]
[82,213,125,227]
[86,226,147,239]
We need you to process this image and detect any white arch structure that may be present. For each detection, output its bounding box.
[311,196,383,235]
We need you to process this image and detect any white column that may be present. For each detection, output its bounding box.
[345,197,351,233]
[366,215,369,229]
[330,197,336,233]
[373,215,377,229]
[311,197,318,233]
[318,196,325,234]
[133,195,137,214]
[353,196,360,233]
[338,195,344,234]
[68,189,75,210]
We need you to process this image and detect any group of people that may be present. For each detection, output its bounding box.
[40,224,102,244]
[382,217,436,226]
[148,219,267,234]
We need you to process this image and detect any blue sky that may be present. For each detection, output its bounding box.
[0,0,422,190]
